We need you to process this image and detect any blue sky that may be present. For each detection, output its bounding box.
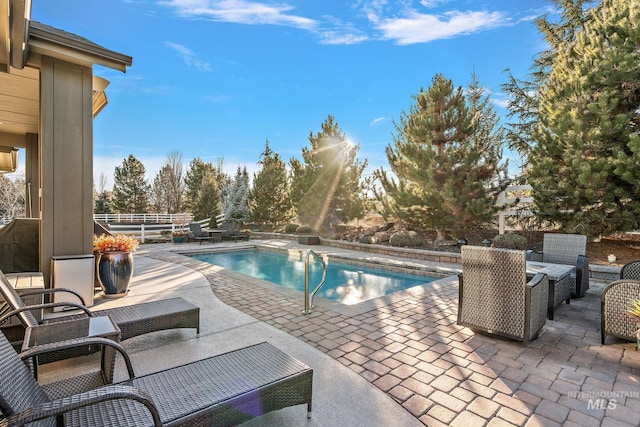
[30,0,551,188]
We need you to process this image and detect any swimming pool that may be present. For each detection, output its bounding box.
[188,249,437,305]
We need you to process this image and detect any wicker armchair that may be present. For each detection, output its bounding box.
[600,279,640,344]
[526,233,590,298]
[0,331,313,426]
[620,260,640,280]
[458,246,549,343]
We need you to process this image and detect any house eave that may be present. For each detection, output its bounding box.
[28,21,132,72]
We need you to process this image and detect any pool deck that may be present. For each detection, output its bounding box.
[40,239,640,426]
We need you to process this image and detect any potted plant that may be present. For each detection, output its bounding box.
[93,234,139,297]
[627,299,640,349]
[172,230,187,243]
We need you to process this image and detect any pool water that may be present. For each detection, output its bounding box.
[189,250,436,305]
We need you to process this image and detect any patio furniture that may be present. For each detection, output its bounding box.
[0,332,313,426]
[526,233,590,298]
[188,222,215,244]
[600,278,640,344]
[620,260,640,280]
[525,261,573,320]
[0,269,200,363]
[220,222,251,242]
[458,246,549,343]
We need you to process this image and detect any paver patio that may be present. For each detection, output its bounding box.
[132,240,640,425]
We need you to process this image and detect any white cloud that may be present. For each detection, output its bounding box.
[165,42,212,71]
[318,31,368,45]
[419,0,452,8]
[376,10,508,45]
[159,0,317,29]
[369,116,386,126]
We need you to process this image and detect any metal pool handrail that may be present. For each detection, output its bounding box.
[302,250,327,314]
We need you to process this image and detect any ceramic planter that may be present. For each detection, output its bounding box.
[96,251,134,296]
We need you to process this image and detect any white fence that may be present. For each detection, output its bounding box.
[93,213,193,224]
[497,184,534,234]
[105,218,210,243]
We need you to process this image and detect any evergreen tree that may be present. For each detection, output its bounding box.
[527,0,640,236]
[193,169,222,227]
[503,0,595,163]
[249,140,292,225]
[94,191,112,214]
[374,74,508,241]
[112,154,150,213]
[222,166,250,224]
[93,173,112,214]
[289,115,367,234]
[184,158,212,211]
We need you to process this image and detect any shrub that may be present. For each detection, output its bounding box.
[389,230,423,247]
[491,233,527,250]
[284,223,299,234]
[296,225,314,235]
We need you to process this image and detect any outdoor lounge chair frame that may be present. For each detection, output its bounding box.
[188,222,216,244]
[0,330,313,427]
[526,233,590,298]
[458,246,549,343]
[600,278,640,344]
[0,269,200,365]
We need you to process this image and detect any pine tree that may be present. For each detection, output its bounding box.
[184,158,213,212]
[527,0,640,236]
[193,169,221,227]
[374,74,508,241]
[222,166,250,224]
[94,191,112,214]
[112,154,150,213]
[503,0,595,163]
[289,115,367,235]
[249,140,292,225]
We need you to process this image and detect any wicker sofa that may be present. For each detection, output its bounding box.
[0,332,313,426]
[458,246,549,343]
[526,233,590,298]
[600,278,640,344]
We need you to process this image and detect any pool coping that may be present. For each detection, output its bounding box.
[174,244,461,316]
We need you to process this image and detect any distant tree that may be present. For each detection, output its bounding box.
[193,169,222,227]
[525,0,640,236]
[249,140,292,225]
[223,166,250,223]
[150,165,173,213]
[0,174,25,219]
[289,115,368,234]
[184,158,211,211]
[150,152,185,213]
[112,154,150,213]
[94,173,112,214]
[374,73,508,241]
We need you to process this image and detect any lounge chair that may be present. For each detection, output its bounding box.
[0,269,200,364]
[188,222,216,244]
[0,330,314,426]
[601,278,640,344]
[458,246,549,343]
[220,222,250,242]
[526,233,590,298]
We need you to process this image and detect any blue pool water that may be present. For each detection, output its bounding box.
[189,250,435,305]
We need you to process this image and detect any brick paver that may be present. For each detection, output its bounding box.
[147,245,640,426]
